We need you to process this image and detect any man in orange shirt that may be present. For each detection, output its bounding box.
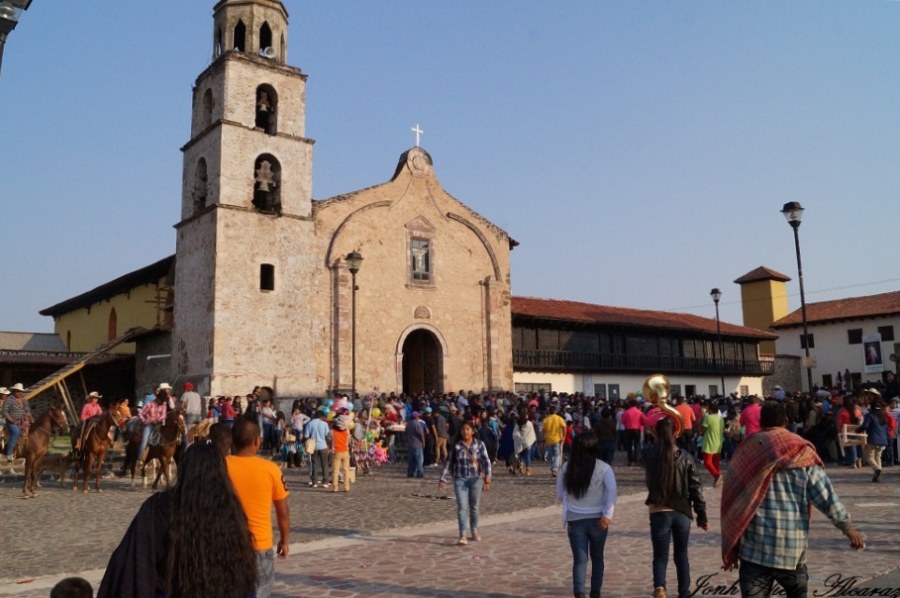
[674,395,696,456]
[331,408,352,492]
[227,417,291,598]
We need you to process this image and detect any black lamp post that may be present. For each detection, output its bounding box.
[781,201,814,394]
[346,251,363,402]
[0,0,32,77]
[710,288,726,397]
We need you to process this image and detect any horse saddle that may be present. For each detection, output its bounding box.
[148,426,162,447]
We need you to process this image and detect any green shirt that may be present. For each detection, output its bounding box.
[701,413,724,454]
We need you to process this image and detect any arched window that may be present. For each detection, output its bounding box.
[255,84,277,135]
[259,22,273,54]
[192,159,209,214]
[214,27,223,58]
[234,20,246,52]
[280,34,285,64]
[108,308,118,341]
[252,154,281,215]
[201,88,213,129]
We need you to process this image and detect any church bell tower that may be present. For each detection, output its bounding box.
[173,0,317,396]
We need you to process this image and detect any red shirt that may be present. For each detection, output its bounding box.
[739,403,762,438]
[332,427,350,453]
[80,402,102,422]
[621,406,643,430]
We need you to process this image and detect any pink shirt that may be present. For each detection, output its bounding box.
[621,407,643,430]
[80,402,102,421]
[139,401,167,425]
[739,403,761,437]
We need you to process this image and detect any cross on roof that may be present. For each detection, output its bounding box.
[411,123,424,147]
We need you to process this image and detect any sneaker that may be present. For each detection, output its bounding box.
[653,587,667,598]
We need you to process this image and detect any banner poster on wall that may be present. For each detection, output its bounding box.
[863,333,884,374]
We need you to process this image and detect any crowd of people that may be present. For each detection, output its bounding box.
[18,374,900,597]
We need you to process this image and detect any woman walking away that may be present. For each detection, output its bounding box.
[513,412,537,475]
[643,417,708,598]
[857,397,889,482]
[557,432,617,598]
[99,441,258,598]
[438,421,492,546]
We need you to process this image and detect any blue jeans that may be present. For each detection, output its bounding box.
[739,560,808,598]
[546,442,561,474]
[5,423,20,457]
[650,511,692,598]
[407,445,424,478]
[598,439,616,466]
[453,476,483,535]
[255,548,275,598]
[137,424,154,459]
[567,518,608,595]
[518,447,532,468]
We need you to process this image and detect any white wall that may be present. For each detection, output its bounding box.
[513,371,764,399]
[775,315,900,390]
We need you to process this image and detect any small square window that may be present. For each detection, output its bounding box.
[800,333,815,349]
[260,263,275,291]
[878,326,895,342]
[848,329,862,344]
[594,384,607,399]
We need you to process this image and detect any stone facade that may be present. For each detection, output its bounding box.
[171,0,512,398]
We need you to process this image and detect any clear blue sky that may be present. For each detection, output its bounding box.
[2,1,898,333]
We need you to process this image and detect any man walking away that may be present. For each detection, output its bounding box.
[542,405,567,476]
[721,401,864,598]
[227,417,291,598]
[180,382,203,446]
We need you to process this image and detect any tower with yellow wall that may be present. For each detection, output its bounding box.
[734,266,791,355]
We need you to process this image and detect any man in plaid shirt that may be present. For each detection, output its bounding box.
[722,401,864,597]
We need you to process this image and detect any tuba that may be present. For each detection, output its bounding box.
[642,374,684,438]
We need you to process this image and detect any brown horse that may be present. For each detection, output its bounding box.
[72,405,118,493]
[136,409,185,490]
[22,404,69,498]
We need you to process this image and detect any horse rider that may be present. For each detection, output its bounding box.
[74,391,103,456]
[137,386,169,460]
[3,383,32,462]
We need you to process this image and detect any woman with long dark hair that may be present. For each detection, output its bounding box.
[643,417,707,598]
[556,432,617,598]
[99,441,258,597]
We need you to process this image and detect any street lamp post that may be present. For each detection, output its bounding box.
[346,251,363,402]
[0,0,33,77]
[710,288,726,397]
[781,201,814,394]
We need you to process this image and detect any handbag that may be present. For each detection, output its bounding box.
[304,437,316,454]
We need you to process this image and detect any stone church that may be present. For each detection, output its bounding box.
[34,0,781,404]
[113,0,513,397]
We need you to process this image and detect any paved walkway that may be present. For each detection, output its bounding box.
[2,460,899,597]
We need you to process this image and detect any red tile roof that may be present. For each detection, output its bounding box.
[772,290,900,328]
[734,266,791,284]
[512,296,776,339]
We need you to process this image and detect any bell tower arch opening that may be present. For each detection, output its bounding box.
[401,328,444,395]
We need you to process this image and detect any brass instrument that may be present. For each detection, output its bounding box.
[642,374,684,438]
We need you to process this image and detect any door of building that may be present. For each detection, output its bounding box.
[402,329,443,394]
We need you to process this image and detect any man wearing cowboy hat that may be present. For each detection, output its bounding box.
[3,383,32,462]
[179,382,203,447]
[73,391,104,455]
[136,385,169,460]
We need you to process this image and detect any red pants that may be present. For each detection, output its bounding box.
[703,452,721,478]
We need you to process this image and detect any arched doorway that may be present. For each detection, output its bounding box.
[402,329,443,394]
